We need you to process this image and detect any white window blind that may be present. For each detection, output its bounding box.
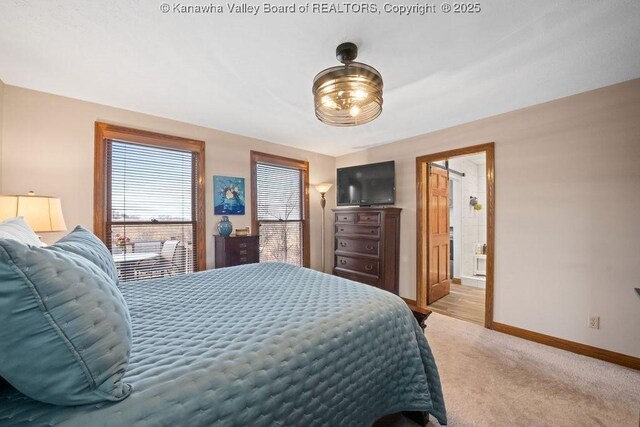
[107,140,199,282]
[256,163,304,266]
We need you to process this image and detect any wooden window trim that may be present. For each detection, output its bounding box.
[250,150,310,268]
[94,122,206,272]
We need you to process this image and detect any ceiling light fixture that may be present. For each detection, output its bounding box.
[312,42,383,126]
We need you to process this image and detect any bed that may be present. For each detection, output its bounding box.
[0,262,447,426]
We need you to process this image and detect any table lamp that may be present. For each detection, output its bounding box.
[0,191,67,233]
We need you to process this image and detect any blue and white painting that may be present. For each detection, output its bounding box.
[214,176,245,215]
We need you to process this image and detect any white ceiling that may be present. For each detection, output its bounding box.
[1,1,639,157]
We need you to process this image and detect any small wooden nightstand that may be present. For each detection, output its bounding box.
[214,235,259,268]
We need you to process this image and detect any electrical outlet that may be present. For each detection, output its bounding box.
[588,316,600,329]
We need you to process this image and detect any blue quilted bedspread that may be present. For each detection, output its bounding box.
[0,263,446,426]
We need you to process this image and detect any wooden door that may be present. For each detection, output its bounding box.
[427,165,450,304]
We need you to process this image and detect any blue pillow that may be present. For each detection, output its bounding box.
[53,225,119,285]
[0,238,132,405]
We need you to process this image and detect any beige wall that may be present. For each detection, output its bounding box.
[1,86,336,272]
[3,80,639,358]
[337,79,640,357]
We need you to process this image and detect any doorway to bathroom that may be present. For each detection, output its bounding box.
[416,143,495,327]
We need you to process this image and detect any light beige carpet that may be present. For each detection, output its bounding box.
[421,313,640,426]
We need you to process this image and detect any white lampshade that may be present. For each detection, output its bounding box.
[314,183,333,194]
[0,192,67,232]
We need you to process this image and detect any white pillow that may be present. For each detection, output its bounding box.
[0,217,45,247]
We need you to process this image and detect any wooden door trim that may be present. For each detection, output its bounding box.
[416,142,495,328]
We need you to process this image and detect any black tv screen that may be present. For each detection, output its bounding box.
[337,161,395,206]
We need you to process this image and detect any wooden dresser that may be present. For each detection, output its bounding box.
[332,207,401,294]
[214,235,259,268]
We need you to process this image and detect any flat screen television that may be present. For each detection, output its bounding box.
[337,161,395,206]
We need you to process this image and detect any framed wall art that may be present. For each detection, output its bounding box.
[214,176,245,215]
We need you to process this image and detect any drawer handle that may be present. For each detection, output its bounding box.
[365,264,373,271]
[339,228,345,232]
[340,259,347,265]
[366,244,374,250]
[239,250,247,255]
[370,229,376,234]
[239,243,247,248]
[240,257,247,262]
[341,216,348,220]
[340,242,348,247]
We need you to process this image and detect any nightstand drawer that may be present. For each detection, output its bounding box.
[236,253,257,265]
[214,235,260,268]
[335,256,379,277]
[336,238,379,257]
[224,237,256,250]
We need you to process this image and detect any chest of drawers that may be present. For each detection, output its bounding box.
[332,207,401,294]
[214,235,259,268]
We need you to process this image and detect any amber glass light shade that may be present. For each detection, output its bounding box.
[313,43,383,126]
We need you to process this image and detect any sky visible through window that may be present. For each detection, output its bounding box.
[111,140,192,222]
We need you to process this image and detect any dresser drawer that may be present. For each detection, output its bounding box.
[335,256,379,276]
[224,237,256,250]
[334,269,380,287]
[335,224,380,238]
[228,243,259,263]
[336,238,379,257]
[332,207,401,295]
[231,251,259,265]
[356,212,380,225]
[335,212,356,223]
[214,235,259,268]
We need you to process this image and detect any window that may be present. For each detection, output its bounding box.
[94,123,205,282]
[251,151,309,267]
